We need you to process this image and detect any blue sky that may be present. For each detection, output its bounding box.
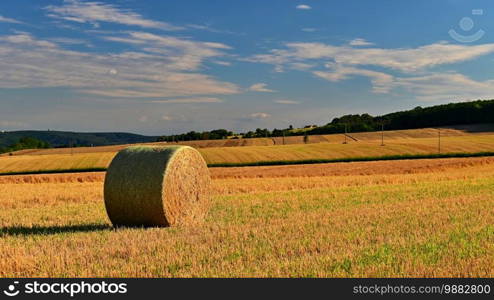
[1,0,494,135]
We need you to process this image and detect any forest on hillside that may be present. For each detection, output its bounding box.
[157,99,494,141]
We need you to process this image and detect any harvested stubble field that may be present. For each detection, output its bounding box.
[3,125,493,157]
[0,157,493,277]
[1,134,494,174]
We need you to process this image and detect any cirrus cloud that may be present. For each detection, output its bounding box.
[0,15,23,24]
[313,63,394,94]
[45,0,183,30]
[247,40,494,100]
[0,32,239,98]
[249,41,494,72]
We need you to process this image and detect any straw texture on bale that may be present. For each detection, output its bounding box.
[104,145,211,227]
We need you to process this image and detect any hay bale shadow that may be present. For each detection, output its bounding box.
[0,224,112,237]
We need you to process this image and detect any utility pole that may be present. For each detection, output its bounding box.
[438,128,441,154]
[282,131,285,145]
[381,123,385,146]
[343,124,348,144]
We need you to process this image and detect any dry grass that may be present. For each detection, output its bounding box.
[1,134,494,174]
[0,152,114,174]
[0,157,493,277]
[0,172,105,184]
[1,156,494,184]
[210,156,494,179]
[200,135,494,165]
[4,125,493,157]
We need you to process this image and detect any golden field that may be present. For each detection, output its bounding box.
[0,157,493,277]
[4,125,493,157]
[1,134,494,174]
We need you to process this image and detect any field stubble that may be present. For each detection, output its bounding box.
[1,135,494,175]
[0,157,493,277]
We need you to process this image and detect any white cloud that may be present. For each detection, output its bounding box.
[349,38,374,46]
[296,5,312,10]
[0,32,239,98]
[395,73,494,102]
[45,0,183,30]
[0,15,23,24]
[250,112,271,119]
[274,99,300,104]
[104,31,231,71]
[314,64,394,93]
[248,40,494,100]
[301,28,316,32]
[248,83,275,92]
[316,67,494,101]
[150,97,223,104]
[248,41,494,72]
[0,33,57,48]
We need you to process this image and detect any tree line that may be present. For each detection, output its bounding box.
[0,137,51,154]
[3,99,492,149]
[156,99,494,141]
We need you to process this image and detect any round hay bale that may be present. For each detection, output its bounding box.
[104,145,211,227]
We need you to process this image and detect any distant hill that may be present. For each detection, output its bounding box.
[0,131,157,148]
[2,99,494,150]
[308,99,494,136]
